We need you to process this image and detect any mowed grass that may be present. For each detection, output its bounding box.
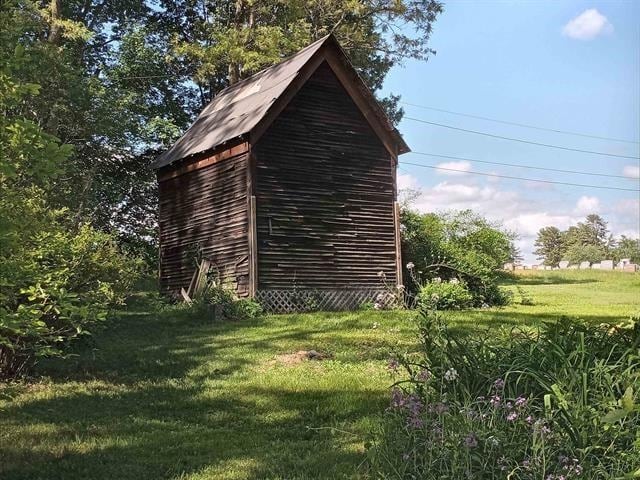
[1,270,638,479]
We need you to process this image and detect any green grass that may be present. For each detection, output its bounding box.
[1,270,638,479]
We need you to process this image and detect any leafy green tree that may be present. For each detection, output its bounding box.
[533,226,566,267]
[564,214,612,250]
[613,236,640,263]
[156,0,444,112]
[0,8,141,378]
[564,244,607,265]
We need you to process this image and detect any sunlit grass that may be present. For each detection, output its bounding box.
[1,270,638,479]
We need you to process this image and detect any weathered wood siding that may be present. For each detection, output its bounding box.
[158,150,250,296]
[254,61,397,290]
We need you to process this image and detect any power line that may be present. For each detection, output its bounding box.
[403,116,640,160]
[408,151,631,179]
[399,161,640,192]
[400,101,639,145]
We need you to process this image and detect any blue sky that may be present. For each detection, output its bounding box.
[380,0,640,263]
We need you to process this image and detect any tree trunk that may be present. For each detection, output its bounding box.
[48,0,62,44]
[228,0,244,84]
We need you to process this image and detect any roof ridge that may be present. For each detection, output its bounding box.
[153,33,408,170]
[213,35,331,98]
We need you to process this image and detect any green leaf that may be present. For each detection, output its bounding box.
[602,409,628,424]
[621,386,635,413]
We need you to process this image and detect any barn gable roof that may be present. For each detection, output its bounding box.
[153,35,409,170]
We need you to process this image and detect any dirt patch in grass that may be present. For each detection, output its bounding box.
[272,350,331,367]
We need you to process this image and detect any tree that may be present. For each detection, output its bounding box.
[0,35,141,377]
[401,208,515,306]
[613,236,640,263]
[564,244,607,265]
[156,0,444,112]
[565,214,611,249]
[533,226,565,267]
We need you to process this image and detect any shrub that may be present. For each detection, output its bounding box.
[416,279,473,310]
[368,310,640,478]
[0,225,142,379]
[401,209,516,307]
[0,66,143,378]
[189,283,263,321]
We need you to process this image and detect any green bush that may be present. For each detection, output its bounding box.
[188,283,263,321]
[0,67,143,379]
[368,311,640,478]
[416,280,473,310]
[0,225,142,378]
[401,209,515,307]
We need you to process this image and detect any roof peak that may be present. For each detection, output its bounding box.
[216,35,333,97]
[153,34,408,169]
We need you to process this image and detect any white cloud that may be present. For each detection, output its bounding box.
[403,174,640,261]
[623,165,640,179]
[397,173,421,190]
[574,195,600,215]
[562,9,613,40]
[613,198,640,215]
[434,160,472,176]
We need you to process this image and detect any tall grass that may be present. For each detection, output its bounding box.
[368,311,640,479]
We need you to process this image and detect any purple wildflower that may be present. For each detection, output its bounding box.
[407,414,424,429]
[390,388,406,408]
[493,378,505,390]
[506,411,518,422]
[489,395,501,408]
[417,368,432,382]
[515,396,527,408]
[406,394,423,415]
[533,419,551,436]
[433,402,449,414]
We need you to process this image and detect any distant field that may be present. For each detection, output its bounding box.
[446,269,640,329]
[1,270,638,479]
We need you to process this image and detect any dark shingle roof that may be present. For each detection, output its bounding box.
[153,35,408,169]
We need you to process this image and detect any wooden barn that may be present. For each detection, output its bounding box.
[153,34,410,311]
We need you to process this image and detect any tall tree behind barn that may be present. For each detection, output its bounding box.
[153,35,410,311]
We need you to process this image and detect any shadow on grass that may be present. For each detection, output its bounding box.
[500,276,598,286]
[0,302,387,479]
[1,383,379,479]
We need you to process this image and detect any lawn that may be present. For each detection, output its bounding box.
[1,270,638,479]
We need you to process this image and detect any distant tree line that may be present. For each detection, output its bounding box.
[533,214,640,267]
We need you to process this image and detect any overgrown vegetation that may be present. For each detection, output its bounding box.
[415,278,473,310]
[369,309,640,478]
[401,209,516,308]
[0,49,141,378]
[186,281,263,322]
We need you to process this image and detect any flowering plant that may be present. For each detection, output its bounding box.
[367,310,640,478]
